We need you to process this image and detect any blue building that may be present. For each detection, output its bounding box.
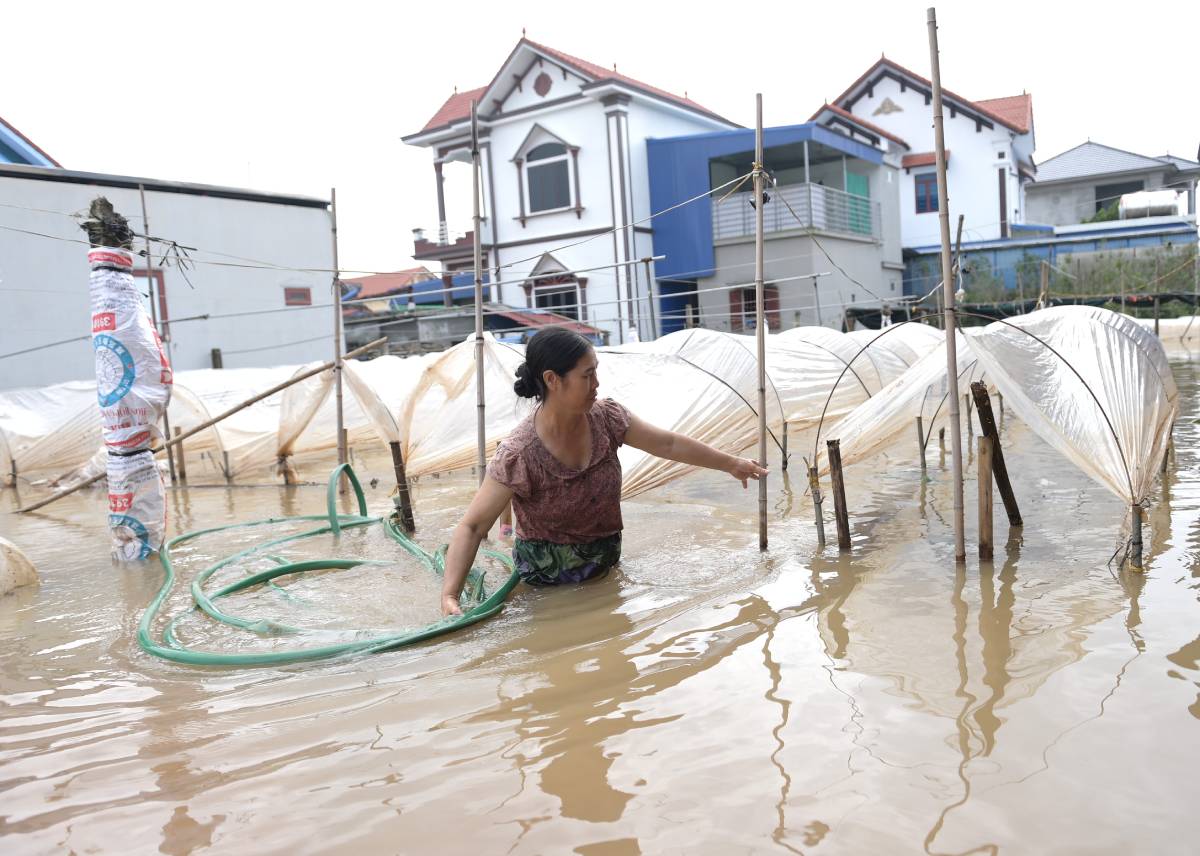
[0,115,59,167]
[647,120,906,333]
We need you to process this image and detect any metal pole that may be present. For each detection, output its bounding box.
[928,6,966,562]
[471,102,487,483]
[642,258,658,340]
[138,184,176,485]
[330,188,347,488]
[754,93,768,551]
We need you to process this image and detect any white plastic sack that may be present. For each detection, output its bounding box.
[105,449,166,561]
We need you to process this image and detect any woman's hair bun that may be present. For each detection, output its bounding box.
[513,363,538,398]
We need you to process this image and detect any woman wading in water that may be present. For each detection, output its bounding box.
[440,327,766,616]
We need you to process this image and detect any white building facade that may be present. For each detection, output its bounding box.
[0,164,336,390]
[812,58,1035,249]
[402,38,738,343]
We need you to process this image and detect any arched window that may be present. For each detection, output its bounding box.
[526,142,572,213]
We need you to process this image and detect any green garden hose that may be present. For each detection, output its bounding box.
[138,464,520,666]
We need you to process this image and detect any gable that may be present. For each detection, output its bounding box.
[495,54,591,114]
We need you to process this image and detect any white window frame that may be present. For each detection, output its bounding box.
[533,281,580,318]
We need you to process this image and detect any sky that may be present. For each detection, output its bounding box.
[4,0,1197,275]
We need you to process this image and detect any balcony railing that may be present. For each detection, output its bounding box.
[713,182,881,243]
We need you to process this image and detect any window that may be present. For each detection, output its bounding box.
[1095,180,1144,214]
[535,283,578,319]
[915,173,938,213]
[526,143,572,213]
[729,286,780,331]
[284,286,312,306]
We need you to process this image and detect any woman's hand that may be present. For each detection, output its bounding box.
[441,594,463,617]
[727,457,768,488]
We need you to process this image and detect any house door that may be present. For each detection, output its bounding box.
[846,172,871,236]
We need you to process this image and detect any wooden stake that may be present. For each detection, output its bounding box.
[970,381,1022,527]
[916,415,927,472]
[978,435,993,560]
[781,422,789,471]
[754,92,768,551]
[965,393,974,437]
[16,337,386,514]
[1130,504,1144,569]
[222,451,233,484]
[330,188,347,480]
[939,427,945,453]
[928,6,966,562]
[173,426,187,483]
[1153,295,1160,336]
[808,465,826,549]
[389,440,416,533]
[827,439,851,551]
[471,101,487,484]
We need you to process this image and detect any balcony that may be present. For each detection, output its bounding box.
[713,182,881,243]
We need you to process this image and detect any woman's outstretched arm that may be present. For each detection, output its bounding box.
[441,475,514,616]
[624,413,767,487]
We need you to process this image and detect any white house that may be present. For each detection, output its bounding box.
[812,57,1035,249]
[0,163,337,390]
[402,38,739,343]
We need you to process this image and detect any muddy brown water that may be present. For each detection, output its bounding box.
[1,359,1197,854]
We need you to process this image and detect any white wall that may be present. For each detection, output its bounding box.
[1025,170,1171,226]
[846,76,1026,246]
[0,173,334,390]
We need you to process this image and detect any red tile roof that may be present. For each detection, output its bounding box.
[811,103,909,149]
[416,39,732,135]
[975,94,1033,134]
[831,57,1028,135]
[342,267,435,300]
[0,114,62,167]
[492,308,603,337]
[900,151,948,169]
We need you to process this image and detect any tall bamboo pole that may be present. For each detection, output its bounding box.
[928,6,966,562]
[472,102,487,483]
[754,93,768,551]
[330,188,346,484]
[138,185,176,484]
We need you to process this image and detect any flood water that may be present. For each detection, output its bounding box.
[2,358,1198,854]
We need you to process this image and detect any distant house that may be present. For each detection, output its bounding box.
[0,115,60,167]
[403,37,738,343]
[814,57,1035,247]
[1026,141,1200,225]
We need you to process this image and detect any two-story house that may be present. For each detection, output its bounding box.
[815,56,1035,249]
[402,38,738,343]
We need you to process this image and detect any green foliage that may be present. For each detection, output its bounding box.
[1084,201,1120,224]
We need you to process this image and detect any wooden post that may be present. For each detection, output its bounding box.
[781,422,789,471]
[916,415,927,472]
[978,435,994,560]
[1153,295,1160,336]
[211,347,223,369]
[970,381,1023,527]
[330,188,347,486]
[965,393,974,437]
[1039,259,1049,309]
[471,101,487,484]
[1161,420,1174,475]
[643,257,658,340]
[389,440,416,533]
[685,303,696,329]
[827,440,851,551]
[997,391,1004,428]
[939,427,945,454]
[173,426,187,483]
[928,6,966,562]
[222,451,233,484]
[808,465,826,549]
[1130,504,1144,569]
[138,184,177,485]
[754,93,768,551]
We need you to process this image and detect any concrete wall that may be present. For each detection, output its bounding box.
[1025,170,1171,226]
[0,172,334,390]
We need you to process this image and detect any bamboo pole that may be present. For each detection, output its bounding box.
[970,381,1022,527]
[978,435,994,560]
[389,441,416,533]
[330,188,347,493]
[928,6,966,562]
[17,337,387,514]
[827,439,851,551]
[754,93,768,551]
[808,465,826,549]
[138,185,177,484]
[916,415,926,472]
[471,102,487,484]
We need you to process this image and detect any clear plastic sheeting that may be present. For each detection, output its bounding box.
[818,329,982,475]
[968,306,1178,503]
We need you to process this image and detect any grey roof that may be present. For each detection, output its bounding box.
[1033,141,1197,184]
[1157,153,1200,172]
